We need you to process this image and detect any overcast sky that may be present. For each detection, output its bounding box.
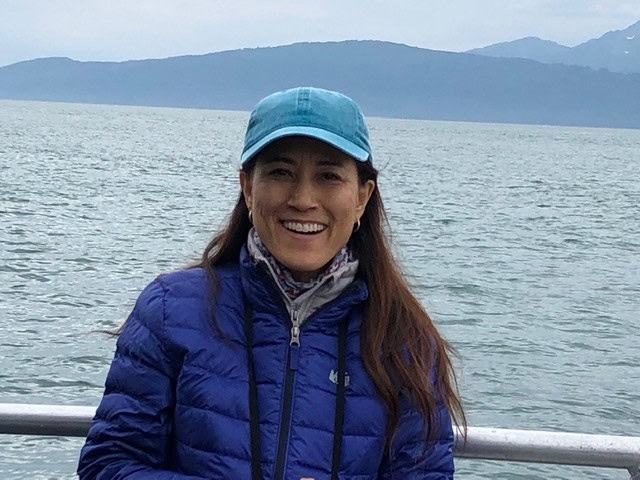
[2,0,640,67]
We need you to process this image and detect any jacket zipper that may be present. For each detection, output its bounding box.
[273,306,301,480]
[271,285,358,479]
[256,261,360,479]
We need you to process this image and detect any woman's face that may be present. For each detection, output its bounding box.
[240,137,375,281]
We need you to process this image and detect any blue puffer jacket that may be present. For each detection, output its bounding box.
[78,247,455,479]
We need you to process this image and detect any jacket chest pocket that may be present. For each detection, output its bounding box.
[289,347,387,478]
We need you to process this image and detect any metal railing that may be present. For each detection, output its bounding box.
[1,403,639,478]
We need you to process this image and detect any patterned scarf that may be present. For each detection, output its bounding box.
[249,228,355,300]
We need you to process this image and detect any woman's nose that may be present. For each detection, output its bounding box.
[287,179,318,211]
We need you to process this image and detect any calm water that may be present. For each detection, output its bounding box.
[1,99,639,479]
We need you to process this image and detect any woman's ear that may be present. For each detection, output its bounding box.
[356,179,375,217]
[239,170,252,209]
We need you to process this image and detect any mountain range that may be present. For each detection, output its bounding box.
[468,20,640,74]
[1,21,640,129]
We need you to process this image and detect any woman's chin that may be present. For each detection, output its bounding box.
[278,259,327,281]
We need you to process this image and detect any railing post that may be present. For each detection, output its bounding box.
[629,465,640,480]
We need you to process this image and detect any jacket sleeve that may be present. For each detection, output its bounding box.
[377,382,456,479]
[77,279,205,480]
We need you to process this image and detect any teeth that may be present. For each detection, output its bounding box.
[283,221,326,233]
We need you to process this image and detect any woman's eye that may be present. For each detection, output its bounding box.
[321,172,341,181]
[269,168,291,178]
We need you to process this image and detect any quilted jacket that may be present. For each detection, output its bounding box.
[77,246,455,479]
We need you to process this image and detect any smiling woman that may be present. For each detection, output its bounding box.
[77,87,466,479]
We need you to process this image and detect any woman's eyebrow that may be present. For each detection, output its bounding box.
[317,158,345,168]
[261,156,296,166]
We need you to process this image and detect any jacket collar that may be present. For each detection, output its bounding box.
[239,244,368,326]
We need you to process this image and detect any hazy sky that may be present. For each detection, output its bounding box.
[2,0,640,67]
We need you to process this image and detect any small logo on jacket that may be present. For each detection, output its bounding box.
[329,369,350,387]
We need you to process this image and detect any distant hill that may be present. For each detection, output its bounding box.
[1,40,640,128]
[468,37,570,64]
[469,20,640,74]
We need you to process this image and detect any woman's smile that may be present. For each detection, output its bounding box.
[281,220,328,235]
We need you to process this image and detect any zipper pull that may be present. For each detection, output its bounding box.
[289,340,300,370]
[290,325,300,346]
[290,307,301,346]
[289,325,300,370]
[289,307,300,370]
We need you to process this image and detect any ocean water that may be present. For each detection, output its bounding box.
[0,99,638,479]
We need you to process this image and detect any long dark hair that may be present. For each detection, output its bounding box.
[196,155,466,447]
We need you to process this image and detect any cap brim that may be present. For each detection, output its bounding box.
[239,126,370,166]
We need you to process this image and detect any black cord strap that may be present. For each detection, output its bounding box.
[331,320,348,480]
[245,303,263,480]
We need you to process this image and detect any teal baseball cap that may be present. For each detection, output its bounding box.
[240,87,372,166]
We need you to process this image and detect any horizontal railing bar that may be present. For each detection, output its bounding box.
[454,426,640,469]
[0,403,638,471]
[0,403,95,437]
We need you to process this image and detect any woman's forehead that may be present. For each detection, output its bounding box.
[257,136,354,166]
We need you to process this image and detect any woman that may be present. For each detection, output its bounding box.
[78,87,465,479]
